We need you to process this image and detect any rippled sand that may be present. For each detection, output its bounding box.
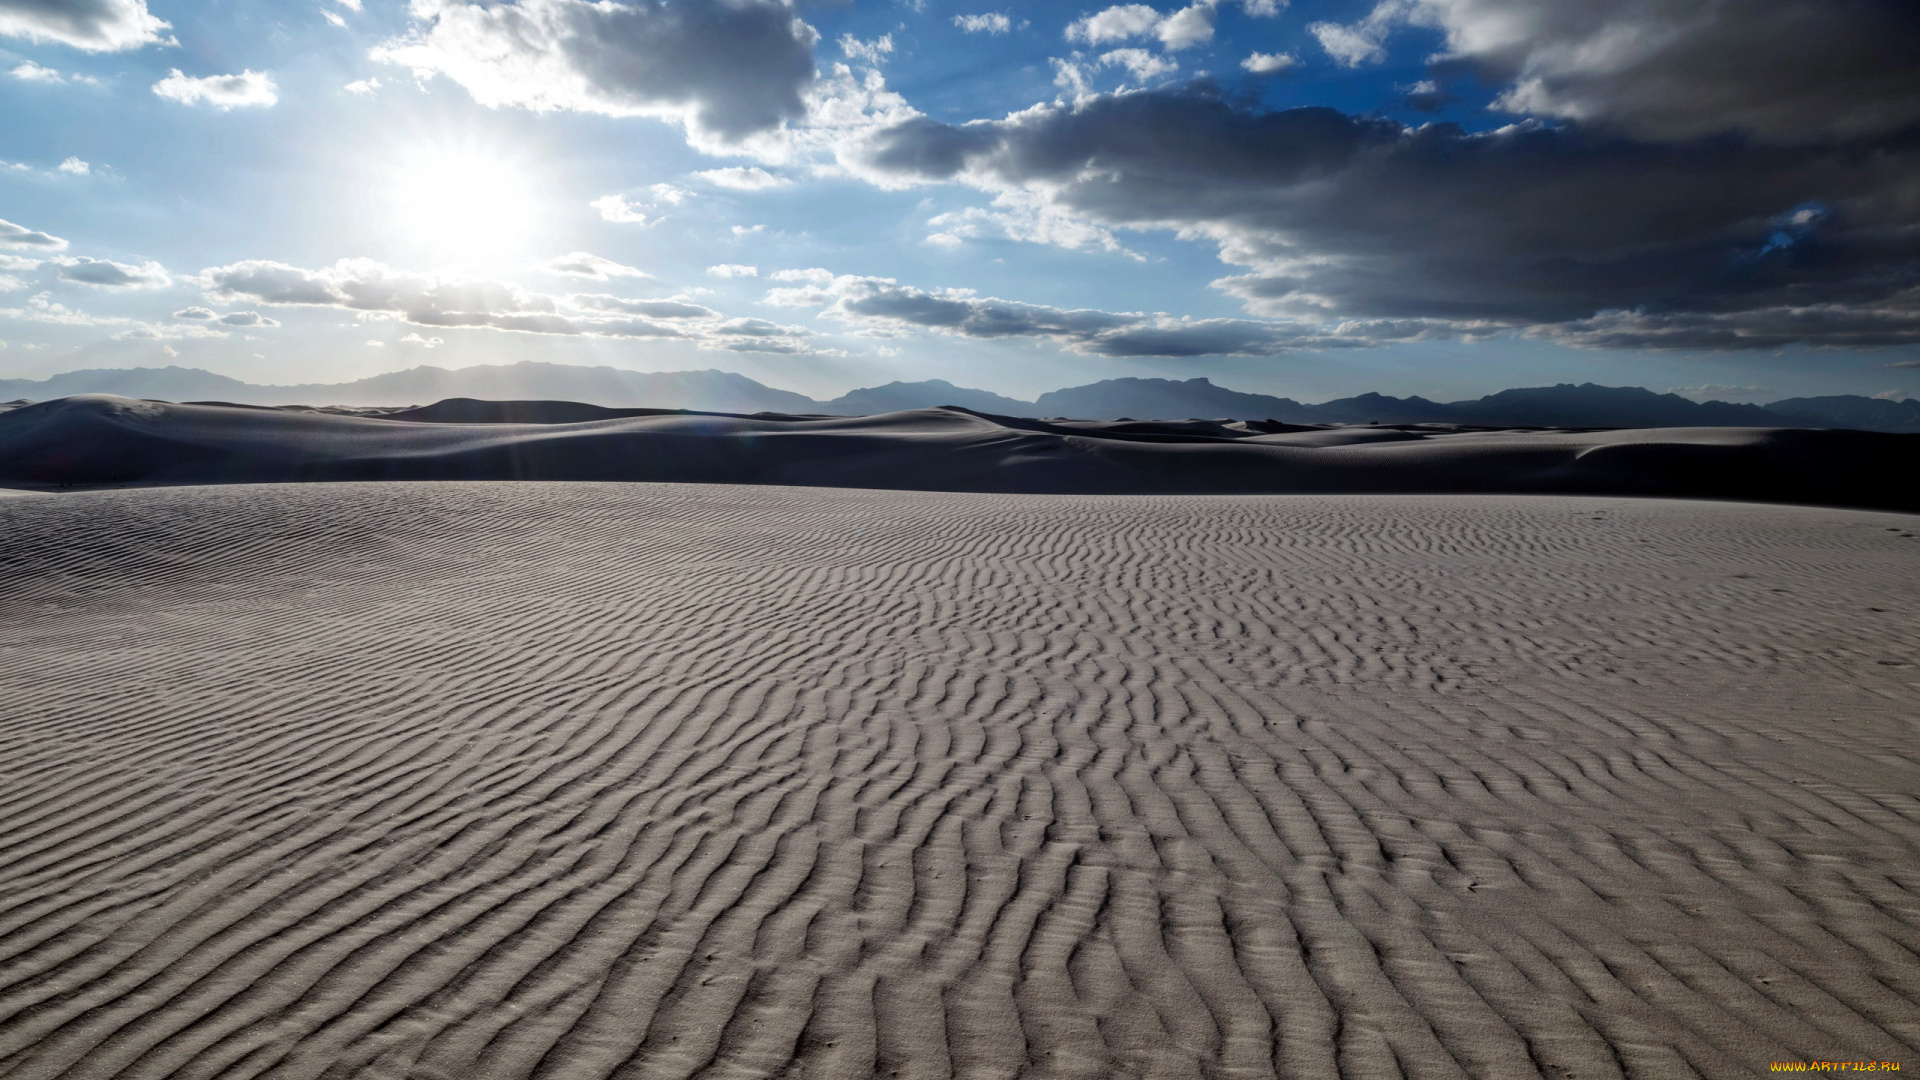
[1,483,1916,1079]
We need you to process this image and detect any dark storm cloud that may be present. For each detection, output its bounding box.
[1377,0,1920,143]
[0,0,170,51]
[849,83,1920,347]
[379,0,818,148]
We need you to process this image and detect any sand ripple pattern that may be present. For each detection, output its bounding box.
[1,484,1918,1079]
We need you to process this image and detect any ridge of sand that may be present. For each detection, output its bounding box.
[1,482,1916,1078]
[1,394,1916,511]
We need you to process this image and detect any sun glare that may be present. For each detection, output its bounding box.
[388,146,543,261]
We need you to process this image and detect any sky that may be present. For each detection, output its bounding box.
[1,0,1918,403]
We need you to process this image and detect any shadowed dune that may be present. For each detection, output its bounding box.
[1,394,1917,512]
[1,482,1917,1078]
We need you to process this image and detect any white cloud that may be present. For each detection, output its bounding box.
[56,156,88,176]
[953,13,1011,34]
[9,60,63,82]
[708,263,759,277]
[694,166,790,191]
[399,332,444,347]
[0,218,66,250]
[0,0,171,51]
[344,77,380,94]
[153,69,279,109]
[162,344,178,356]
[1065,3,1211,51]
[839,32,892,65]
[928,190,1136,257]
[1873,388,1907,400]
[322,9,347,28]
[541,251,650,280]
[1241,51,1296,74]
[650,183,691,204]
[373,0,820,152]
[217,310,278,326]
[0,253,41,272]
[0,292,124,325]
[1669,384,1771,398]
[334,0,363,10]
[197,256,821,352]
[731,224,765,236]
[1308,0,1407,67]
[173,306,216,319]
[590,194,653,224]
[56,255,171,287]
[1240,0,1283,14]
[365,339,384,346]
[1066,5,1162,45]
[1099,48,1176,81]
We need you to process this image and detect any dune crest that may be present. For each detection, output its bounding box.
[2,395,1916,512]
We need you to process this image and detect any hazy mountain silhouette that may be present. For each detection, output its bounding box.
[3,363,1917,432]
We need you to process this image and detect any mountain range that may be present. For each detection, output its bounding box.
[2,362,1917,432]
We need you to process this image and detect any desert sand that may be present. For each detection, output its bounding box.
[1,395,1917,512]
[1,481,1917,1079]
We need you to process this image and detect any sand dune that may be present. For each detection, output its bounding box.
[0,394,1917,512]
[1,482,1916,1078]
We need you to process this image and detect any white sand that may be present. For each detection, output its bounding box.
[1,483,1916,1079]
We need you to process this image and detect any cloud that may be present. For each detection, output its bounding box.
[708,263,758,277]
[845,84,1920,349]
[839,32,892,65]
[1066,3,1213,51]
[0,218,66,250]
[152,69,279,109]
[56,157,88,175]
[1872,388,1907,400]
[0,292,124,325]
[1240,51,1295,75]
[197,256,821,352]
[0,0,171,51]
[375,0,819,151]
[694,166,790,191]
[1308,0,1406,67]
[953,13,1011,34]
[1668,384,1771,398]
[1887,359,1920,370]
[590,194,655,224]
[217,310,278,326]
[56,255,170,287]
[9,60,63,82]
[344,77,380,94]
[173,306,215,319]
[570,293,718,318]
[541,251,650,280]
[1099,48,1176,81]
[1321,0,1920,142]
[763,270,1427,356]
[322,9,347,28]
[399,332,444,347]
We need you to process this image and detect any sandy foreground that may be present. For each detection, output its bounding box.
[1,482,1917,1079]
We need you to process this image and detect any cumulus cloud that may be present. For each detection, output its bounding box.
[344,77,380,94]
[1240,51,1295,75]
[374,0,819,151]
[541,251,649,280]
[56,255,170,287]
[763,270,1433,356]
[839,32,891,65]
[843,83,1920,349]
[198,256,819,352]
[0,218,66,250]
[590,193,655,224]
[1099,48,1176,81]
[953,13,1011,34]
[1317,0,1920,142]
[152,69,278,109]
[173,306,216,319]
[399,332,444,347]
[708,263,758,277]
[56,156,88,175]
[694,166,789,191]
[1066,3,1213,51]
[0,292,124,325]
[217,310,278,326]
[9,60,63,81]
[0,0,171,51]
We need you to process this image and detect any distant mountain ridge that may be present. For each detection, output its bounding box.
[2,364,1916,432]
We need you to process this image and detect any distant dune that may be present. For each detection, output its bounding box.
[1,394,1916,512]
[1,483,1915,1077]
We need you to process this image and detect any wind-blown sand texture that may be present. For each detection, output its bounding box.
[2,482,1917,1079]
[2,395,1917,512]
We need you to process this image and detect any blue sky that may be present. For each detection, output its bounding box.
[2,0,1918,401]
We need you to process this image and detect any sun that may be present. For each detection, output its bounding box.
[388,144,543,262]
